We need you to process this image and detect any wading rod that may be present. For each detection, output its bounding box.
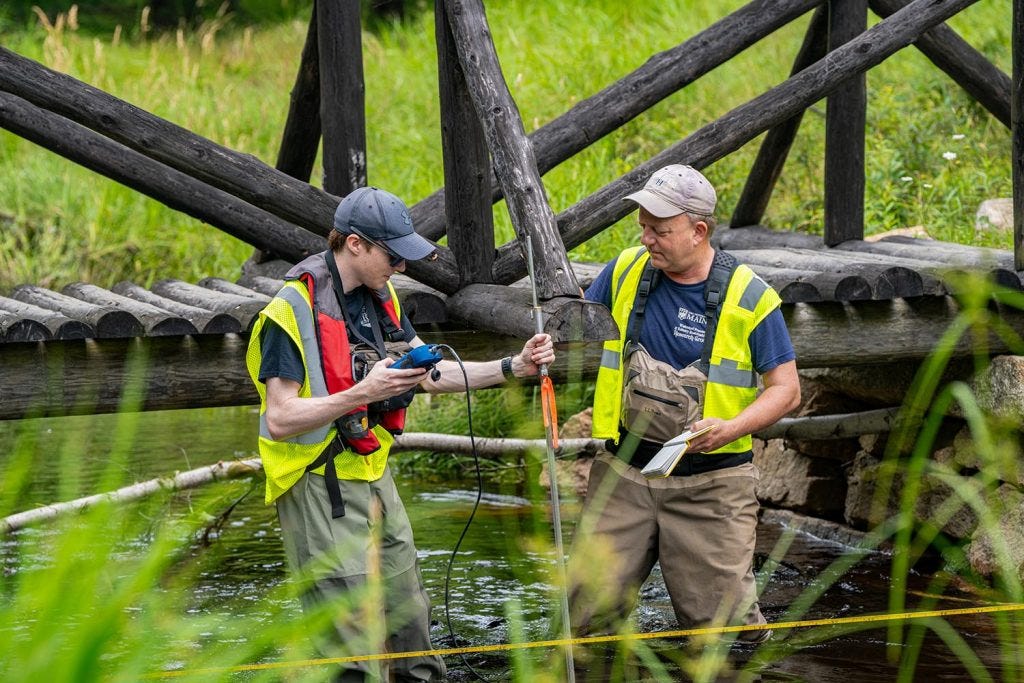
[526,235,576,681]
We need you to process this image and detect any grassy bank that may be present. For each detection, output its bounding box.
[0,0,1012,292]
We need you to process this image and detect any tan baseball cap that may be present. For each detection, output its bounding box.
[622,164,717,218]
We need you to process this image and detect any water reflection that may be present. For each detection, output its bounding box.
[1,407,1018,681]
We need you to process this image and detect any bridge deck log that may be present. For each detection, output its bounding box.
[1,295,1022,420]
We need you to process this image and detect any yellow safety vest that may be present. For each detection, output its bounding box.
[591,246,781,454]
[245,279,401,504]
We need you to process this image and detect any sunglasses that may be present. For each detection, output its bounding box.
[353,231,406,267]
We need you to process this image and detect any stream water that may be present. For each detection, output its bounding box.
[1,406,1018,681]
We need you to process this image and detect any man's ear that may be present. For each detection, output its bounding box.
[345,233,364,255]
[692,219,709,244]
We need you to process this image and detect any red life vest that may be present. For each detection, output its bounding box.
[286,251,408,454]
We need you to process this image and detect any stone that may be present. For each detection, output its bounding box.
[541,407,596,497]
[843,450,978,538]
[965,484,1024,579]
[761,508,874,549]
[755,439,846,517]
[865,225,933,242]
[800,359,973,408]
[974,198,1013,235]
[972,355,1024,421]
[559,407,593,439]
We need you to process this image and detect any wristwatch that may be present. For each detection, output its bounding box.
[501,355,514,380]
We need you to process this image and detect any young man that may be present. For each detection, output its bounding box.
[571,165,800,646]
[247,186,554,682]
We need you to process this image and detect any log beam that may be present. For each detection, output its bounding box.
[62,283,198,337]
[0,294,1017,421]
[12,285,143,338]
[0,47,338,237]
[411,0,824,241]
[0,91,326,263]
[445,285,618,344]
[111,282,241,334]
[870,0,1011,128]
[491,0,981,285]
[444,0,579,300]
[0,295,92,339]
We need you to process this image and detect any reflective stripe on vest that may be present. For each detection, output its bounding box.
[257,284,331,445]
[592,246,651,441]
[591,248,780,454]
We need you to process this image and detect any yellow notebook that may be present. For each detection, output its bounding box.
[640,424,716,479]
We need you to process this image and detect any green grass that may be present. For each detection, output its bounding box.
[0,0,1012,292]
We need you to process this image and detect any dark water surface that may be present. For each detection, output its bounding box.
[1,407,1018,681]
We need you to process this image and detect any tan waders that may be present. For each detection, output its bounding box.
[571,453,766,637]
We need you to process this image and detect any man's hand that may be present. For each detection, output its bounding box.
[511,333,556,378]
[357,357,427,403]
[680,418,733,453]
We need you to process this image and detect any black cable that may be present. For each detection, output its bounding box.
[434,344,495,683]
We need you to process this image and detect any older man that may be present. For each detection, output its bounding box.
[571,165,800,646]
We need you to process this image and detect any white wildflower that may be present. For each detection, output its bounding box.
[952,134,965,140]
[900,176,912,182]
[942,151,957,161]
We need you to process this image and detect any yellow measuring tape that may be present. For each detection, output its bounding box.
[147,602,1024,678]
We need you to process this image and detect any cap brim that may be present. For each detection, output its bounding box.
[622,189,684,218]
[382,231,436,261]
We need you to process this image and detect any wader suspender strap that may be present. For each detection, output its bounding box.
[627,250,738,372]
[624,262,660,347]
[305,439,347,518]
[697,250,739,375]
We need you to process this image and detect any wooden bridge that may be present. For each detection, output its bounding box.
[0,0,1021,420]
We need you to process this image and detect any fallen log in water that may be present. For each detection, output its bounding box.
[1,408,903,532]
[0,458,262,533]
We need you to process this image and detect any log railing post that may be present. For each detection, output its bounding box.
[1014,0,1023,270]
[276,5,322,183]
[442,0,579,301]
[823,0,868,246]
[435,0,494,287]
[317,0,366,195]
[731,6,828,228]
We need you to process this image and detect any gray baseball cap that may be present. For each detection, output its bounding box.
[333,186,436,261]
[622,164,717,218]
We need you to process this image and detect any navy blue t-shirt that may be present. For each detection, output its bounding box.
[584,254,795,373]
[258,285,416,383]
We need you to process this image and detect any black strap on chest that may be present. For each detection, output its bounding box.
[698,250,739,374]
[314,253,406,519]
[624,249,738,373]
[323,253,406,356]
